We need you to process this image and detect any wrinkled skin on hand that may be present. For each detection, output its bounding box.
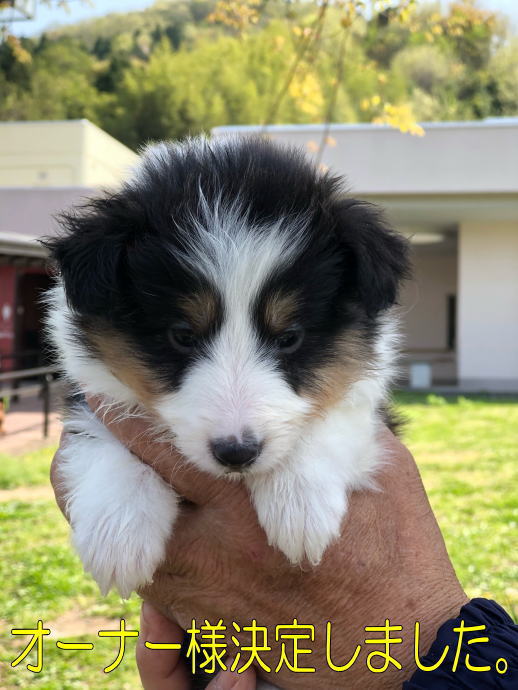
[52,408,467,690]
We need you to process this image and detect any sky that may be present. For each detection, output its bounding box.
[4,0,518,37]
[5,0,157,36]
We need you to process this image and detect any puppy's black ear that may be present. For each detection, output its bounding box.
[43,197,130,316]
[332,199,411,315]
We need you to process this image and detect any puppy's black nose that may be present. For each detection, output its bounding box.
[210,436,261,469]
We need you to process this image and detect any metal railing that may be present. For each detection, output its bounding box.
[0,366,58,437]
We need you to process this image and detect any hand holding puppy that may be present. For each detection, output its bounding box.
[51,413,466,690]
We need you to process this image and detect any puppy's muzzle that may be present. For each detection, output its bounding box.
[210,434,263,470]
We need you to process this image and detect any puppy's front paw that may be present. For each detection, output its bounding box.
[61,426,178,598]
[249,473,347,566]
[72,466,177,597]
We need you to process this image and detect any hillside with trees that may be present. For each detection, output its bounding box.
[0,0,517,149]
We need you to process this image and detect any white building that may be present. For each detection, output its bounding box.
[0,120,137,371]
[214,119,518,392]
[1,118,517,391]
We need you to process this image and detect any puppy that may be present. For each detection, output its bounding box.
[44,136,409,601]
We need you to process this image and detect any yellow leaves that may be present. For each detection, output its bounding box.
[5,34,32,64]
[373,0,393,11]
[208,0,260,33]
[341,0,364,29]
[373,103,424,136]
[360,93,424,138]
[360,94,381,111]
[288,71,324,118]
[398,8,410,25]
[273,36,285,51]
[292,26,313,39]
[373,0,416,26]
[443,2,497,36]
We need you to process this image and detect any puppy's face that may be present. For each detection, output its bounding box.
[48,137,409,476]
[132,210,352,476]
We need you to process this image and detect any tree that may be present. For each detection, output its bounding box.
[489,38,518,116]
[1,1,516,150]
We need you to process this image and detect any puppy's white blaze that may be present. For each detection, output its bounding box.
[178,194,308,300]
[155,344,310,475]
[153,201,312,473]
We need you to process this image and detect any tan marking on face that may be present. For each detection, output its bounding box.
[179,291,218,334]
[87,329,161,406]
[301,330,372,416]
[263,291,299,334]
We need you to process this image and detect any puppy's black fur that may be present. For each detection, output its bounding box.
[45,138,410,397]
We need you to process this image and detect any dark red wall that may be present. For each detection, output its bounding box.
[0,265,17,370]
[0,264,51,371]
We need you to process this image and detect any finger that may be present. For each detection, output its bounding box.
[376,426,420,488]
[207,664,257,689]
[137,602,190,690]
[50,433,70,520]
[87,395,230,505]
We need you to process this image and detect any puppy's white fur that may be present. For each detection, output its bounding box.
[46,145,399,600]
[58,406,177,598]
[48,280,395,594]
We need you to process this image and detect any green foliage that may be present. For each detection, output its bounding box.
[0,0,516,148]
[488,38,518,116]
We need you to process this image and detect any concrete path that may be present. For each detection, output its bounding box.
[0,392,61,455]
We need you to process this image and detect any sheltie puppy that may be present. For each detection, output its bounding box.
[45,136,409,601]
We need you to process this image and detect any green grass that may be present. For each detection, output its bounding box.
[397,393,518,616]
[0,449,141,688]
[0,447,57,490]
[0,394,516,688]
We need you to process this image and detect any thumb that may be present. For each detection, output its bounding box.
[137,602,190,689]
[207,661,257,689]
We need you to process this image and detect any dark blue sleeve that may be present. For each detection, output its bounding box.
[403,598,517,689]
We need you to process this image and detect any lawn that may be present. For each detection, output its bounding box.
[0,394,516,688]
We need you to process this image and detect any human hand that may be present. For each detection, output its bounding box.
[137,601,256,689]
[51,409,467,689]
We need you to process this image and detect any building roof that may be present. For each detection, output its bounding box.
[0,119,137,188]
[0,119,138,258]
[212,118,518,197]
[1,118,517,260]
[0,187,95,258]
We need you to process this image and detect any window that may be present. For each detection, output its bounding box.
[447,294,456,351]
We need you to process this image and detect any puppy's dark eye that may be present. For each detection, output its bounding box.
[275,326,304,354]
[168,323,198,353]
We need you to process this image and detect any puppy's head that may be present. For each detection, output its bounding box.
[47,136,409,475]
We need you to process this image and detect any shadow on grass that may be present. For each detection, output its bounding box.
[393,391,518,406]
